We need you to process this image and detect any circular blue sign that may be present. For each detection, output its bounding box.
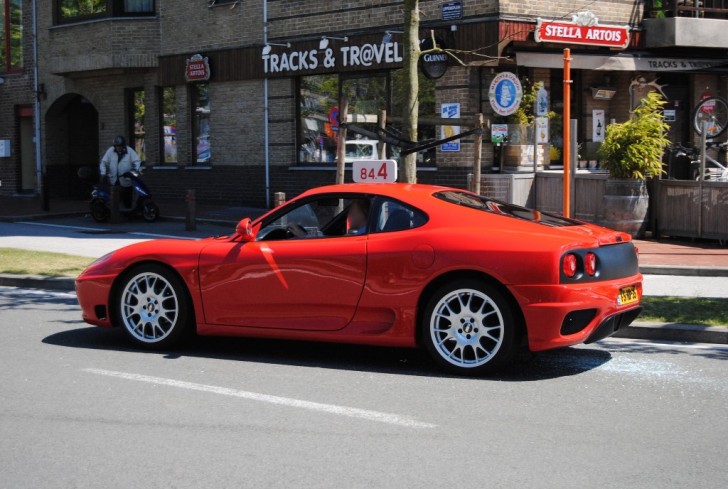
[489,72,523,116]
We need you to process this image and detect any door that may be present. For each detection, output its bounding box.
[198,237,367,330]
[19,115,35,192]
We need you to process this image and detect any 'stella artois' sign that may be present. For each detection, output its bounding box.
[535,11,630,49]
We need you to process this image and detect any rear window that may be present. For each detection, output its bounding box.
[434,191,580,227]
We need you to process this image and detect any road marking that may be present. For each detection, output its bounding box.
[18,221,109,232]
[599,338,728,352]
[17,221,197,240]
[129,232,197,240]
[84,368,436,429]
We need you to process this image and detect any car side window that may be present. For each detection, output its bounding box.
[373,199,427,233]
[256,196,371,240]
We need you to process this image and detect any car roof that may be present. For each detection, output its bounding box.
[298,183,455,203]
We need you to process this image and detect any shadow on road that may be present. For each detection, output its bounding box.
[42,326,618,382]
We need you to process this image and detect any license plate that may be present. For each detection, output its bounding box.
[618,286,639,306]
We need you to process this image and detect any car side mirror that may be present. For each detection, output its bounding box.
[235,218,256,242]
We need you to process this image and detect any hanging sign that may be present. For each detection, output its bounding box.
[535,12,630,49]
[185,54,211,82]
[488,72,523,117]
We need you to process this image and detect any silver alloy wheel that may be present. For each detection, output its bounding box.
[429,288,505,368]
[120,271,180,343]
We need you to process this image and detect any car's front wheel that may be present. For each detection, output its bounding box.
[115,265,191,349]
[422,280,517,374]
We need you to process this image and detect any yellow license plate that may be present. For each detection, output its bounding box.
[618,286,639,306]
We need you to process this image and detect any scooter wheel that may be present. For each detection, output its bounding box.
[91,202,109,222]
[142,201,160,222]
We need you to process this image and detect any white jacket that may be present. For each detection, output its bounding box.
[99,146,141,186]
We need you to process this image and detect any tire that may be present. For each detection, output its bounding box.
[692,96,728,138]
[142,200,159,222]
[115,265,192,349]
[90,201,109,222]
[422,279,517,375]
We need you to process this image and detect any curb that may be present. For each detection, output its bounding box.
[0,274,75,292]
[614,321,728,344]
[1,274,725,345]
[640,265,728,277]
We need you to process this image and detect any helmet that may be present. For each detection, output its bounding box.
[113,135,126,146]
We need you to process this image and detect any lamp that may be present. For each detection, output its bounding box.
[319,35,348,50]
[262,42,291,55]
[382,30,403,44]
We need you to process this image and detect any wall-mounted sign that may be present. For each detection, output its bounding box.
[441,103,461,152]
[488,72,523,117]
[262,41,402,75]
[535,11,630,49]
[185,54,211,82]
[441,1,462,21]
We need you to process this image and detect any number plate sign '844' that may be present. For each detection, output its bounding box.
[352,160,398,183]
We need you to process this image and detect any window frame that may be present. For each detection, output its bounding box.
[1,0,22,73]
[158,86,177,165]
[54,0,155,25]
[191,82,211,166]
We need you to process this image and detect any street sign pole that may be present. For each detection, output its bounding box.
[562,48,572,218]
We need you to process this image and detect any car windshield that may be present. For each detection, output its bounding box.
[433,190,580,227]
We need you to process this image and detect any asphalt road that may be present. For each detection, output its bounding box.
[1,286,727,489]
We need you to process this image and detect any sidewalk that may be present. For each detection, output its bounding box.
[1,195,726,344]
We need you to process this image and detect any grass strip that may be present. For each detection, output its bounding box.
[640,296,728,327]
[0,247,92,278]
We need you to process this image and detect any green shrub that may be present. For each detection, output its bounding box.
[598,92,670,180]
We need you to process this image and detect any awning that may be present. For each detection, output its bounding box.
[516,52,728,72]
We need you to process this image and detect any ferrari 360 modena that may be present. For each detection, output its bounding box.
[76,183,642,374]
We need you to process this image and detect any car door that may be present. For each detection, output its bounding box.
[198,196,368,331]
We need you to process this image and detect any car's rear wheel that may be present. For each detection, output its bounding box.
[422,280,516,374]
[115,265,191,349]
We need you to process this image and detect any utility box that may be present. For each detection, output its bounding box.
[0,139,11,157]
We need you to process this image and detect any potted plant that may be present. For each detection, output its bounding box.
[597,91,670,237]
[498,79,556,171]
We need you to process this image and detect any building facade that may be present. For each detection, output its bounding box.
[2,1,726,208]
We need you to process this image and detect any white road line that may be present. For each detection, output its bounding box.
[599,338,728,352]
[17,221,109,232]
[84,368,436,429]
[129,232,197,240]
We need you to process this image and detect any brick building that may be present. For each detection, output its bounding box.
[2,1,727,207]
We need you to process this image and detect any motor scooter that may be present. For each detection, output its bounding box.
[78,167,159,222]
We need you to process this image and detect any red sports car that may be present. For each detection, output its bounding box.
[76,183,642,374]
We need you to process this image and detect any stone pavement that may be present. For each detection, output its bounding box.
[1,195,726,344]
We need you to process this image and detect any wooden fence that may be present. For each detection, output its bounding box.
[470,172,728,241]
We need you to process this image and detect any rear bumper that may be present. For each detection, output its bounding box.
[509,275,643,351]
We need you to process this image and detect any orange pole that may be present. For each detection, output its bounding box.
[562,48,572,218]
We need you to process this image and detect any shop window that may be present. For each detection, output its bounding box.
[192,83,211,164]
[127,88,146,162]
[297,71,436,167]
[55,0,154,23]
[160,86,177,164]
[0,0,22,72]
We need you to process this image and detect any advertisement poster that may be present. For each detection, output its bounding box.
[536,117,549,144]
[592,109,605,142]
[491,124,508,143]
[441,103,461,152]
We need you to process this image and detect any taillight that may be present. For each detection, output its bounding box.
[585,252,597,276]
[563,254,578,278]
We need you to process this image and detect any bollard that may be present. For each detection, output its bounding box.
[274,192,286,207]
[110,186,121,224]
[185,189,197,231]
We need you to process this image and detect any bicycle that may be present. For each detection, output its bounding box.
[687,142,728,181]
[692,95,728,138]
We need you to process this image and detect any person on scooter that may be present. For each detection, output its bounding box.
[99,135,142,209]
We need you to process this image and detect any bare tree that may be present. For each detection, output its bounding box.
[401,0,420,183]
